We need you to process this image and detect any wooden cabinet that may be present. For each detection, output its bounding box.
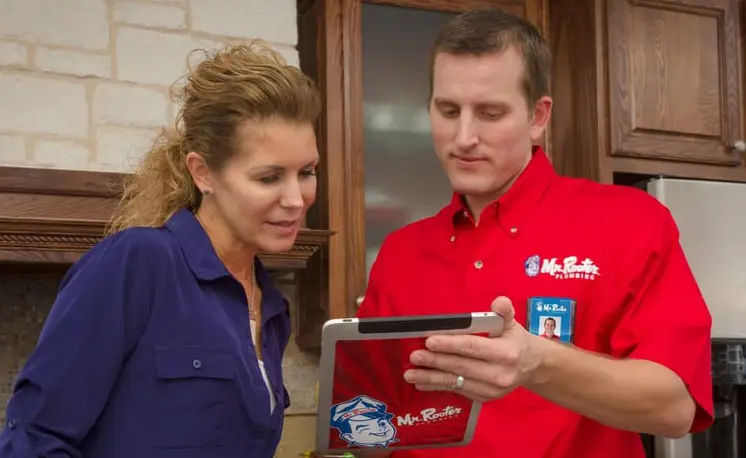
[550,0,746,184]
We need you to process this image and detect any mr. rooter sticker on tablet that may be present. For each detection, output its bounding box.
[328,337,474,450]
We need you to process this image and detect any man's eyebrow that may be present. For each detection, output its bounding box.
[432,97,456,105]
[432,98,509,109]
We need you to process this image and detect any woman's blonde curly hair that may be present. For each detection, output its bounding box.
[106,41,321,235]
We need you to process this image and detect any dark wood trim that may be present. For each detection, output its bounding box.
[341,0,367,317]
[299,0,361,329]
[0,166,332,269]
[547,0,609,183]
[0,216,331,269]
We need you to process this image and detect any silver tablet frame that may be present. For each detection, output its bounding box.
[314,312,504,454]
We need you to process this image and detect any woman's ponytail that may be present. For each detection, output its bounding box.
[106,128,200,235]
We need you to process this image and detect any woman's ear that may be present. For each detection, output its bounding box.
[185,152,212,194]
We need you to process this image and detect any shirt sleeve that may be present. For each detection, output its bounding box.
[0,231,155,457]
[607,203,714,433]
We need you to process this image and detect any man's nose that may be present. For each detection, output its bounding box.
[455,116,478,150]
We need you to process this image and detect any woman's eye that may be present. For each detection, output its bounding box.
[259,175,280,184]
[300,168,317,177]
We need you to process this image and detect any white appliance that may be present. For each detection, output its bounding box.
[645,177,746,458]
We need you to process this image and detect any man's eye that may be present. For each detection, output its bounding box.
[481,111,504,120]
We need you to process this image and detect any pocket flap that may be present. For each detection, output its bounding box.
[155,346,235,380]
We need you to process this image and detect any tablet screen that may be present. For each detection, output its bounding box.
[327,336,475,450]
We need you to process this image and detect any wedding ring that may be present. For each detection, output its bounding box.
[453,374,465,390]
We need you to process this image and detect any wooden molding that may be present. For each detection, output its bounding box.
[0,166,332,270]
[0,215,333,269]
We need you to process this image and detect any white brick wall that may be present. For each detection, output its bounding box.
[0,0,299,172]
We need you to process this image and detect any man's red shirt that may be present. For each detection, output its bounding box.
[355,147,713,458]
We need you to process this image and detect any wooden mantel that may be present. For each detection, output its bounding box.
[0,166,332,268]
[0,166,333,348]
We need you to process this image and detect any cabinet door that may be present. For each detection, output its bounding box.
[607,0,743,167]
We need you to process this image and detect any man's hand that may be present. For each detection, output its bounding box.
[402,296,542,401]
[402,296,699,437]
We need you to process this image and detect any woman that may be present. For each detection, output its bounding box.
[0,42,321,458]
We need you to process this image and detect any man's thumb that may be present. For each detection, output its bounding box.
[491,296,516,330]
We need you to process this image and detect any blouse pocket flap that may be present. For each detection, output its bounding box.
[155,346,235,380]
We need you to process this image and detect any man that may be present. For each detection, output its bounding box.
[539,317,560,340]
[356,7,713,458]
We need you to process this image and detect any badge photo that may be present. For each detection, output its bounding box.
[527,297,575,344]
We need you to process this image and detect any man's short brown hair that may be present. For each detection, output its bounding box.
[429,7,551,105]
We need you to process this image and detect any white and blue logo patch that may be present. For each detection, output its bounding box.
[524,255,541,277]
[330,395,398,448]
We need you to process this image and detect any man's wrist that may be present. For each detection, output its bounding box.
[523,332,555,387]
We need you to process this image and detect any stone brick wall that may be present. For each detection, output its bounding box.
[0,0,298,171]
[0,1,320,456]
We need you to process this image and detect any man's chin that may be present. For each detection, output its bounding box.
[451,183,499,198]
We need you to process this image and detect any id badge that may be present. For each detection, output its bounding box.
[527,297,575,344]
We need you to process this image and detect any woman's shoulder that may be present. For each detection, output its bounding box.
[55,227,183,307]
[75,226,182,273]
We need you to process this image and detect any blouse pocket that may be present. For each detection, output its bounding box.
[152,346,236,448]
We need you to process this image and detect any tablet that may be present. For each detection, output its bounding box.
[315,312,503,454]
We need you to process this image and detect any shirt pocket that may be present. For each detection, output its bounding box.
[152,345,236,448]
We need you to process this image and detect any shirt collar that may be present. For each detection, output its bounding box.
[440,146,557,231]
[165,208,230,281]
[164,208,287,312]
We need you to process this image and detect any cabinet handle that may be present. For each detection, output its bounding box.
[733,140,746,154]
[355,295,365,307]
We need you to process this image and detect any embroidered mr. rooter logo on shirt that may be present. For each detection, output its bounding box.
[524,255,600,280]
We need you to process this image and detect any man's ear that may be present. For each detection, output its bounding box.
[529,95,553,143]
[185,152,212,194]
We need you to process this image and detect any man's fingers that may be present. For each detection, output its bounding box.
[424,334,493,360]
[422,335,521,367]
[406,369,508,400]
[410,348,500,384]
[491,296,516,328]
